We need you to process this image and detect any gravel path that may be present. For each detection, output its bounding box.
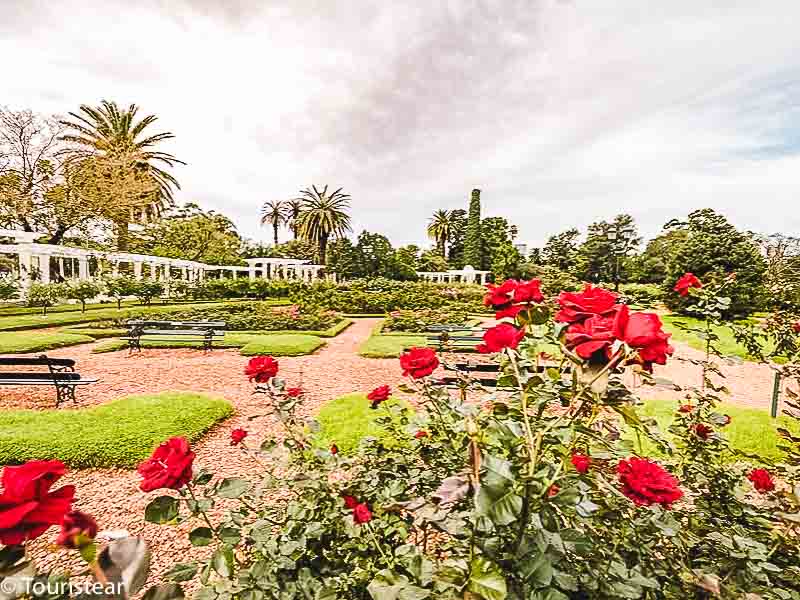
[6,318,783,586]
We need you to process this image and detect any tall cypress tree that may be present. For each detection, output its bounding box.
[464,188,482,268]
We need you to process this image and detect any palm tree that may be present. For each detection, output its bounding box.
[427,209,452,257]
[260,200,287,245]
[59,100,184,250]
[295,185,352,264]
[285,199,303,239]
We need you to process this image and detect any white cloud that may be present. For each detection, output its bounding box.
[2,0,799,248]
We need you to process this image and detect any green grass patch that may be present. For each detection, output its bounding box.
[314,393,412,454]
[359,333,427,358]
[233,318,353,338]
[239,334,324,356]
[0,391,233,468]
[631,399,800,462]
[0,330,96,353]
[661,314,774,360]
[61,326,128,339]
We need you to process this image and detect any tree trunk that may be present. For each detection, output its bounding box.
[115,219,130,251]
[319,235,328,265]
[273,223,279,245]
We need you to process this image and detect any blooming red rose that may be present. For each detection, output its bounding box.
[342,495,359,509]
[564,313,618,359]
[137,436,195,492]
[747,469,775,493]
[352,503,372,524]
[0,460,75,546]
[547,484,559,497]
[694,423,713,440]
[556,284,620,324]
[793,321,800,334]
[367,385,391,408]
[494,304,526,320]
[230,428,248,446]
[483,279,519,309]
[617,457,683,507]
[513,279,544,304]
[245,355,279,383]
[678,404,694,413]
[330,444,339,455]
[619,312,674,370]
[400,347,439,379]
[476,323,526,354]
[414,430,428,439]
[56,510,98,549]
[571,453,591,474]
[674,272,702,297]
[286,387,304,398]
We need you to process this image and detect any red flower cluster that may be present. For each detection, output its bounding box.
[693,423,713,440]
[0,460,75,545]
[571,453,591,474]
[342,495,372,524]
[414,430,429,439]
[747,469,775,493]
[793,321,800,334]
[286,387,304,398]
[245,355,279,383]
[559,287,673,370]
[400,347,439,379]
[617,457,683,508]
[483,278,544,319]
[368,385,391,408]
[56,510,97,549]
[476,323,526,354]
[330,444,339,455]
[678,404,694,413]
[674,272,702,297]
[230,428,248,446]
[138,436,195,492]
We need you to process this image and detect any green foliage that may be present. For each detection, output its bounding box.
[0,392,232,468]
[295,184,352,264]
[427,209,453,257]
[464,188,483,268]
[541,227,580,272]
[417,248,449,272]
[663,209,767,315]
[626,229,688,284]
[517,264,580,295]
[573,214,641,285]
[65,279,102,311]
[383,308,471,333]
[134,280,165,305]
[359,331,426,358]
[326,237,361,279]
[661,314,774,360]
[26,282,67,314]
[0,330,95,353]
[617,282,664,308]
[447,208,468,268]
[104,275,142,309]
[0,277,19,301]
[480,216,521,279]
[239,333,324,356]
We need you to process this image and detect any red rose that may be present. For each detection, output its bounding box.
[137,436,195,492]
[230,428,248,446]
[330,444,339,455]
[0,461,75,546]
[414,430,428,439]
[367,385,391,408]
[747,469,775,493]
[342,495,359,509]
[286,387,304,398]
[400,347,439,379]
[674,272,702,297]
[56,510,98,549]
[494,304,526,320]
[617,457,683,507]
[245,355,279,383]
[547,484,559,497]
[483,279,518,308]
[352,502,372,524]
[571,453,591,474]
[513,279,544,304]
[678,404,694,413]
[793,321,800,334]
[619,312,674,370]
[564,313,618,359]
[476,323,526,354]
[556,284,620,324]
[693,423,713,440]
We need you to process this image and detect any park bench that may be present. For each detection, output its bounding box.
[0,355,97,406]
[437,361,572,389]
[123,320,226,352]
[426,327,486,352]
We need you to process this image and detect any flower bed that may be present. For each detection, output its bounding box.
[381,307,473,333]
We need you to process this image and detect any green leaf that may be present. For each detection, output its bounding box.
[467,557,507,600]
[218,526,241,546]
[145,496,179,524]
[163,562,198,582]
[217,478,251,499]
[212,548,233,577]
[142,584,185,600]
[189,527,214,547]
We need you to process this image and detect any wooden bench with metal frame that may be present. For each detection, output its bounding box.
[123,320,226,353]
[0,355,97,407]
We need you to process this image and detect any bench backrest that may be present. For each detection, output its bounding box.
[127,320,226,329]
[0,355,76,368]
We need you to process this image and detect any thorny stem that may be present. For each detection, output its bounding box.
[186,484,220,540]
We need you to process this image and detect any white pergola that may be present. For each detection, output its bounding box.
[417,264,489,285]
[0,229,328,298]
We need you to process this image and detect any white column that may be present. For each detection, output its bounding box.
[39,255,51,283]
[112,261,119,277]
[18,253,32,296]
[133,262,143,280]
[182,266,189,281]
[248,266,255,281]
[78,257,90,280]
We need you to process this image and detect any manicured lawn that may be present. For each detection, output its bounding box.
[359,334,427,358]
[660,314,773,360]
[240,334,324,356]
[314,393,412,454]
[0,391,233,468]
[633,399,800,462]
[0,330,95,353]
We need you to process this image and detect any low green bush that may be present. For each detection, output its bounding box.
[0,391,233,468]
[382,307,472,333]
[618,282,664,307]
[239,334,324,356]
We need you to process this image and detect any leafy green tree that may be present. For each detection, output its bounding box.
[626,229,688,284]
[393,245,421,281]
[130,203,242,265]
[104,275,141,309]
[59,100,184,250]
[326,238,360,280]
[285,199,303,239]
[463,188,482,267]
[757,233,800,310]
[663,208,767,315]
[262,239,317,261]
[0,277,18,302]
[66,280,102,312]
[295,185,352,264]
[446,209,467,268]
[355,231,395,278]
[418,249,449,272]
[135,280,164,305]
[541,228,580,272]
[480,216,515,271]
[527,247,542,264]
[574,214,641,288]
[27,282,66,315]
[260,200,287,245]
[427,209,452,257]
[490,241,522,281]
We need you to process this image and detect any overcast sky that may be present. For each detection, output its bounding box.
[3,0,800,249]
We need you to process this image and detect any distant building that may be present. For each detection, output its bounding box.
[514,243,528,256]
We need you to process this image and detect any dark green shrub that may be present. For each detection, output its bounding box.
[65,280,103,312]
[383,307,471,333]
[26,282,67,315]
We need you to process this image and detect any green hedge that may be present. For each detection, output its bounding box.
[239,334,324,356]
[0,392,233,468]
